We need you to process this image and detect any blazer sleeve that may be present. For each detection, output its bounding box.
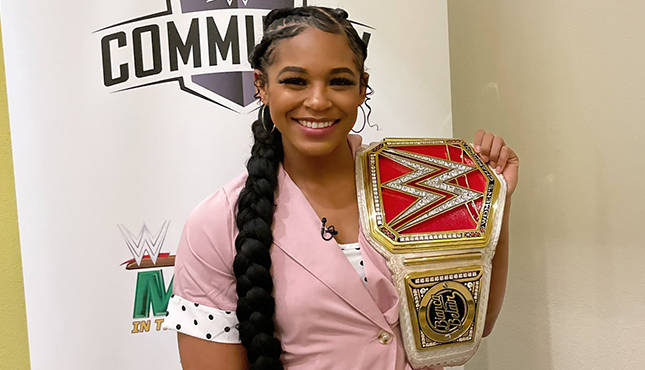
[172,187,239,312]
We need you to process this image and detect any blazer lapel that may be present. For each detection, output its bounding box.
[359,231,401,327]
[272,166,391,332]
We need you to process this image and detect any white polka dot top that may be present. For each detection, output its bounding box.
[162,242,366,343]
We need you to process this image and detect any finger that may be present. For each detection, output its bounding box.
[495,146,510,173]
[489,136,505,168]
[479,132,494,162]
[473,129,485,151]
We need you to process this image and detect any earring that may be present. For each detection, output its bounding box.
[259,104,275,133]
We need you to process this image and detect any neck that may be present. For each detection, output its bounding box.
[282,139,355,188]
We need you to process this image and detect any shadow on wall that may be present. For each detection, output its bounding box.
[464,152,556,369]
[464,184,553,370]
[448,1,553,369]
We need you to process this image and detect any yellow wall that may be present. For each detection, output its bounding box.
[448,1,645,369]
[0,21,31,370]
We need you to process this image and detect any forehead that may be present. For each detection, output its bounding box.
[267,27,358,74]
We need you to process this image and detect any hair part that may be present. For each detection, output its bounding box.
[250,6,368,89]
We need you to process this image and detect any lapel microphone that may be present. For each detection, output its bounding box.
[320,217,338,241]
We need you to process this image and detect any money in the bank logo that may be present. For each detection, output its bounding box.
[119,220,175,334]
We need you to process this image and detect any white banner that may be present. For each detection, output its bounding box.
[1,0,452,368]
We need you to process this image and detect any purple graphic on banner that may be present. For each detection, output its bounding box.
[179,0,294,107]
[181,0,294,12]
[192,72,258,107]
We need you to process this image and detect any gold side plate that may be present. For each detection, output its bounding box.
[404,266,483,350]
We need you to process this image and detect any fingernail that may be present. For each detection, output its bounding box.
[474,145,481,152]
[496,166,502,173]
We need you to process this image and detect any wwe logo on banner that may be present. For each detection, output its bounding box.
[94,0,373,112]
[207,0,251,5]
[118,221,170,266]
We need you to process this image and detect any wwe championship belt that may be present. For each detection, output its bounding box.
[355,138,507,368]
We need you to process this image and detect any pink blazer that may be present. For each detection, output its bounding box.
[173,135,442,370]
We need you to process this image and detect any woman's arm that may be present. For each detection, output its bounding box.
[471,129,519,337]
[482,199,511,337]
[178,333,249,370]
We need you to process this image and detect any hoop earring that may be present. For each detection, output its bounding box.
[259,104,275,133]
[352,85,378,133]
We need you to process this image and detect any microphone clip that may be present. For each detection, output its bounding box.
[321,217,338,241]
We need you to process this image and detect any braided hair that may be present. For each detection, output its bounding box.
[233,7,368,370]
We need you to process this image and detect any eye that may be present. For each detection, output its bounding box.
[330,78,356,86]
[279,77,307,86]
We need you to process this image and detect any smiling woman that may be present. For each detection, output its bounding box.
[162,5,516,370]
[257,28,367,160]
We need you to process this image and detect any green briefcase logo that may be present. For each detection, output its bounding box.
[119,220,176,335]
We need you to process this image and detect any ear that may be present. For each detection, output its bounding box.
[359,72,370,100]
[254,69,268,103]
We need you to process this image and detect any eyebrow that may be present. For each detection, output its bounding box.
[330,67,356,76]
[277,66,357,77]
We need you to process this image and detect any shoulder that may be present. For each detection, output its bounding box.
[187,171,248,227]
[179,171,248,264]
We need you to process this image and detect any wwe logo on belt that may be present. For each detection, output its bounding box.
[381,148,482,232]
[95,0,373,112]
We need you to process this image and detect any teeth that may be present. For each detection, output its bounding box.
[296,120,335,129]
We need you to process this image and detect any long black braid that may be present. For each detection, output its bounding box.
[233,6,368,370]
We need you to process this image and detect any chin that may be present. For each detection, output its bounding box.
[292,140,345,158]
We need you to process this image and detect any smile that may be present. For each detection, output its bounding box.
[294,118,338,129]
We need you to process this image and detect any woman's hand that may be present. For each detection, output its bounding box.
[473,129,520,197]
[473,129,518,337]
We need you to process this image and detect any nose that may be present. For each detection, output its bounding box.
[303,83,332,111]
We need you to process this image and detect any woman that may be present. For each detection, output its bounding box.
[164,6,519,370]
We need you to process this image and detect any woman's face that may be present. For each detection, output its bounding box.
[256,27,368,158]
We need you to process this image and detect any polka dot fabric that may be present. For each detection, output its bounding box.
[162,294,240,343]
[338,242,368,287]
[164,242,367,342]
